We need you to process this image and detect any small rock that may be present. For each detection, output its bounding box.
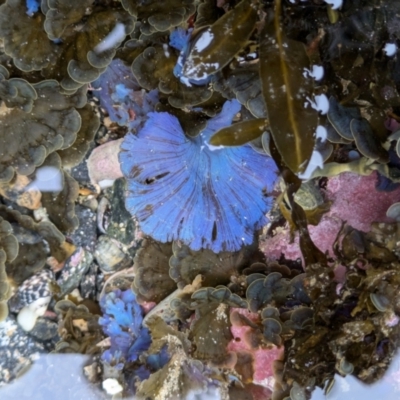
[29,317,60,343]
[80,262,99,299]
[84,361,99,383]
[294,181,324,210]
[69,204,98,252]
[106,179,143,252]
[0,174,41,210]
[70,141,95,185]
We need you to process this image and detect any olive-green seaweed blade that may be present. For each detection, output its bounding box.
[259,6,318,174]
[210,118,269,146]
[182,0,257,82]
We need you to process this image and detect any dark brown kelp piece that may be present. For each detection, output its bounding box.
[260,0,317,175]
[210,118,269,146]
[181,0,257,82]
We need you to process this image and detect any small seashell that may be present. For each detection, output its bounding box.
[290,381,307,400]
[338,357,354,375]
[94,235,131,273]
[370,293,390,312]
[386,202,400,221]
[56,247,93,297]
[324,378,335,395]
[8,269,54,313]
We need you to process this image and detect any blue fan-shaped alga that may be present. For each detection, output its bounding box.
[119,99,278,253]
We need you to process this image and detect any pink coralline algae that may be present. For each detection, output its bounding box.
[261,171,400,262]
[227,308,283,399]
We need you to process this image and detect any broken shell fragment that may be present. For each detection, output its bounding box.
[370,293,390,312]
[17,296,52,332]
[87,139,123,189]
[386,202,400,221]
[338,357,354,375]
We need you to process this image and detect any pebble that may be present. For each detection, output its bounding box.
[69,205,98,253]
[80,262,99,300]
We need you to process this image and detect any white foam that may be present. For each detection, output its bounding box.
[193,29,214,53]
[384,43,397,57]
[102,379,123,395]
[304,65,324,81]
[298,150,324,180]
[26,166,63,192]
[94,23,125,53]
[324,0,343,9]
[316,125,328,142]
[307,94,329,115]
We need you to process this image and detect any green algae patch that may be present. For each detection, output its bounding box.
[0,0,59,72]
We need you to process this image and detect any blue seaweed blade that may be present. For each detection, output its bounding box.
[120,101,279,252]
[169,27,192,51]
